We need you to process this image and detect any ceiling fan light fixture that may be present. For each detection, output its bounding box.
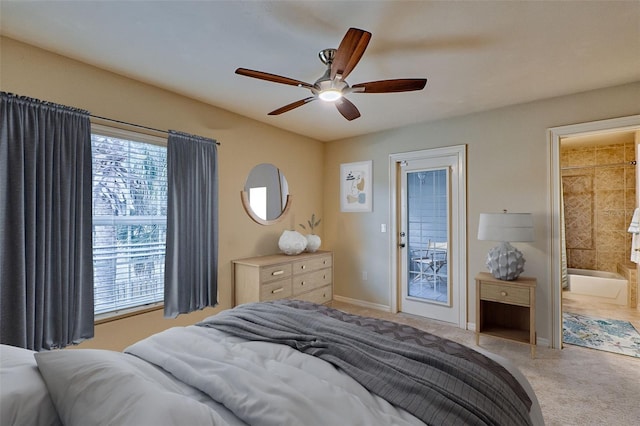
[318,89,342,102]
[235,28,427,120]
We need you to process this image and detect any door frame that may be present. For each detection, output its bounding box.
[389,145,467,328]
[548,114,640,349]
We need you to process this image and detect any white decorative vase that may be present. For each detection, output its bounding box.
[278,230,307,255]
[486,241,525,280]
[305,234,321,252]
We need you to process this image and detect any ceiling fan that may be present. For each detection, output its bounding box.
[235,27,427,121]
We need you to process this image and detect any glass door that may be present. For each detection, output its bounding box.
[398,154,461,325]
[406,168,450,305]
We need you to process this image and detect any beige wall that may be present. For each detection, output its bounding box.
[323,81,640,343]
[1,37,325,351]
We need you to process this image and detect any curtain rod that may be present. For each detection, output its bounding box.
[561,160,636,171]
[90,114,221,145]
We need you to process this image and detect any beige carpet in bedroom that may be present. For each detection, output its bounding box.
[330,301,640,426]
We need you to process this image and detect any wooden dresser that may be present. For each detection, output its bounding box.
[233,251,333,306]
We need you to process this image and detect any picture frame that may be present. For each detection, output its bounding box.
[340,160,372,212]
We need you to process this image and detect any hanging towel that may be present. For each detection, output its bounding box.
[628,208,640,233]
[629,208,640,263]
[632,234,640,263]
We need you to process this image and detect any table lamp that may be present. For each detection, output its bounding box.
[478,211,534,280]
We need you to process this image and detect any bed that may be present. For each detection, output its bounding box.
[1,300,544,425]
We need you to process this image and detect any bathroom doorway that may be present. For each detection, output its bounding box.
[549,115,640,349]
[559,132,639,346]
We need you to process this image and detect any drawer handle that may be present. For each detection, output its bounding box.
[272,287,284,294]
[301,265,306,270]
[272,270,284,276]
[323,260,327,264]
[500,291,508,297]
[300,281,305,286]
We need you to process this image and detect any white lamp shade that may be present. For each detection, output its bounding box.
[478,213,534,242]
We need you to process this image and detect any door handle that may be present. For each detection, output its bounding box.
[399,231,406,248]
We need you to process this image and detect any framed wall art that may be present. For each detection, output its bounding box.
[340,160,372,212]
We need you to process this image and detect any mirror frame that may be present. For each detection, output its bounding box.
[240,191,292,225]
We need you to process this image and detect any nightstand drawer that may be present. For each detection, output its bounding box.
[480,283,530,306]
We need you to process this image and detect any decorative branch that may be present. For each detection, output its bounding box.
[299,213,321,233]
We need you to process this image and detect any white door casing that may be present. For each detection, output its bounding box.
[548,115,640,349]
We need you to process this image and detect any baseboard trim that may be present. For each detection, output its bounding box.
[468,322,550,348]
[332,295,391,312]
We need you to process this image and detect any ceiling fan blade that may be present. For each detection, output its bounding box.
[351,79,427,93]
[236,68,313,89]
[330,28,372,81]
[268,97,316,116]
[335,97,361,121]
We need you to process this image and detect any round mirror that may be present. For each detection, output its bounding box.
[241,163,292,225]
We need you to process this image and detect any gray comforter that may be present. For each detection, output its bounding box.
[199,300,533,426]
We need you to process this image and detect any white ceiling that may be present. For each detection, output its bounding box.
[1,1,639,142]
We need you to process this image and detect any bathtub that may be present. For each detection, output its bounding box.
[567,268,629,306]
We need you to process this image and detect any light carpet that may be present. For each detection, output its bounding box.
[563,312,640,358]
[333,301,640,425]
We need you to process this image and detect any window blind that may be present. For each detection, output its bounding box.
[91,131,167,315]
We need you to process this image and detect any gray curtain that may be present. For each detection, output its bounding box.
[164,130,218,318]
[0,92,94,350]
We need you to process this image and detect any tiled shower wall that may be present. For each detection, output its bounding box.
[561,142,636,272]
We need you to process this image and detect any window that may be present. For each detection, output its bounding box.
[91,125,167,315]
[249,186,267,220]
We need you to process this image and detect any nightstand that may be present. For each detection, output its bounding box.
[475,272,537,358]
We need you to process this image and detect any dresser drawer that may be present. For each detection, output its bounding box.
[260,278,292,301]
[292,269,331,295]
[293,285,332,304]
[260,264,292,283]
[292,254,332,274]
[480,282,530,306]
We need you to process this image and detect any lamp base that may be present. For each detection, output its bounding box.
[486,241,525,281]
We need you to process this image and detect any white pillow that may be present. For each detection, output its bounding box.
[35,349,230,426]
[0,344,61,426]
